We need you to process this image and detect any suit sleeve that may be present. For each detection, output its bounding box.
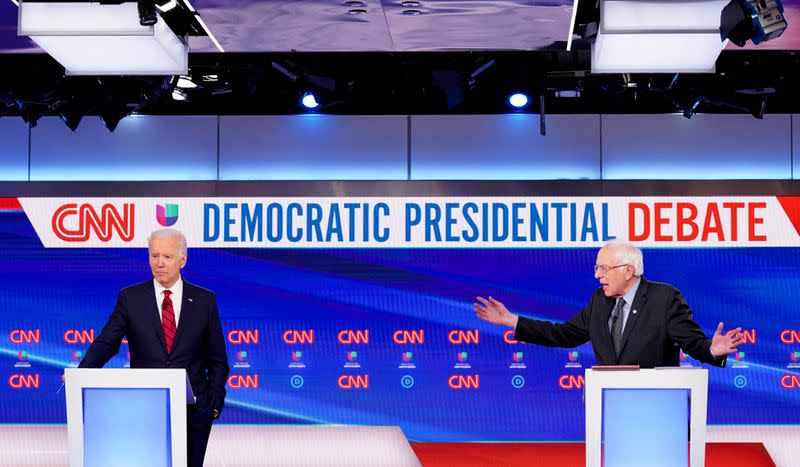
[79,290,129,368]
[205,294,230,414]
[666,289,726,367]
[513,294,593,348]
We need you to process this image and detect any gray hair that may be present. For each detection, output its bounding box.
[148,228,187,257]
[605,241,644,276]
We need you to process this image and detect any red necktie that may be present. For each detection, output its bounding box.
[161,290,176,353]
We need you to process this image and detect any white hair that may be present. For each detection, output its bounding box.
[605,241,644,276]
[148,228,187,257]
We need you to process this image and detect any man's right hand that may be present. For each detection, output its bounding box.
[474,296,519,329]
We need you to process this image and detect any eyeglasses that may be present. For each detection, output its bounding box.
[593,264,629,275]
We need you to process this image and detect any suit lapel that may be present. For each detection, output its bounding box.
[147,280,168,354]
[170,281,193,353]
[617,277,648,361]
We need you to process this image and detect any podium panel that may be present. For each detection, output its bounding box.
[603,388,689,466]
[585,368,708,467]
[65,368,194,467]
[82,388,171,467]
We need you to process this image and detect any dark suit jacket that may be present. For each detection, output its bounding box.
[514,277,726,368]
[80,279,230,414]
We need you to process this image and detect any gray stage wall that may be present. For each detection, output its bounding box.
[0,114,796,181]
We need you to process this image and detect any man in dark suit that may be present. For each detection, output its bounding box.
[474,242,743,367]
[78,228,229,467]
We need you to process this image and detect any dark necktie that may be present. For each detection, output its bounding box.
[161,290,176,353]
[611,298,626,358]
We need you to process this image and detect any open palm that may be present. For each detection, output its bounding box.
[710,322,744,357]
[474,296,517,328]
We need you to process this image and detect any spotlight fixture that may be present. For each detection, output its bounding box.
[176,76,198,89]
[171,88,187,101]
[721,0,787,47]
[508,92,530,109]
[300,92,320,110]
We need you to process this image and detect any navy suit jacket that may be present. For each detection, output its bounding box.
[514,277,726,368]
[80,279,230,414]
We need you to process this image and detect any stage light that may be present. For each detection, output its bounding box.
[721,0,787,47]
[58,98,92,132]
[18,1,188,75]
[508,93,530,109]
[171,89,187,101]
[176,75,198,89]
[300,92,320,110]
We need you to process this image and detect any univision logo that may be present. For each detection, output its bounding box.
[156,204,179,227]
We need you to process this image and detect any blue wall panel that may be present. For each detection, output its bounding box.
[0,119,29,181]
[219,115,407,180]
[410,115,601,180]
[29,116,218,181]
[602,114,792,179]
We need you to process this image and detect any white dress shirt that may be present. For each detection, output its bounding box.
[153,276,183,327]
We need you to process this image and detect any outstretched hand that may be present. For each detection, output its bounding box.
[710,322,744,358]
[474,296,518,329]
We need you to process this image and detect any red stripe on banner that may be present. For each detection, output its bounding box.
[0,198,22,211]
[410,442,776,467]
[777,196,800,238]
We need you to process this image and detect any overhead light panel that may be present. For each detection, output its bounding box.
[18,1,189,75]
[591,0,728,73]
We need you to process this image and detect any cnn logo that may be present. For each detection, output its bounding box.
[739,329,756,344]
[10,329,40,344]
[338,330,369,344]
[282,330,314,344]
[780,330,800,344]
[393,330,425,345]
[781,375,800,389]
[338,374,369,389]
[448,330,480,345]
[228,330,259,344]
[558,375,584,390]
[9,374,40,389]
[64,329,95,344]
[228,374,259,389]
[448,374,480,389]
[52,203,135,242]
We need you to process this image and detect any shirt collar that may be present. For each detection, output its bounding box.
[621,276,641,306]
[153,276,183,297]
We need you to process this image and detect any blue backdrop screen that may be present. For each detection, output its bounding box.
[1,208,799,441]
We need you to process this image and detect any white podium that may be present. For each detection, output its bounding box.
[65,368,195,467]
[585,367,708,467]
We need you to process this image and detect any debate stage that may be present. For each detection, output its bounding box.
[0,424,791,466]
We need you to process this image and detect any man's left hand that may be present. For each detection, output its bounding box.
[710,322,744,357]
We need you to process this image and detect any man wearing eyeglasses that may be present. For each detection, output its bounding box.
[474,242,743,367]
